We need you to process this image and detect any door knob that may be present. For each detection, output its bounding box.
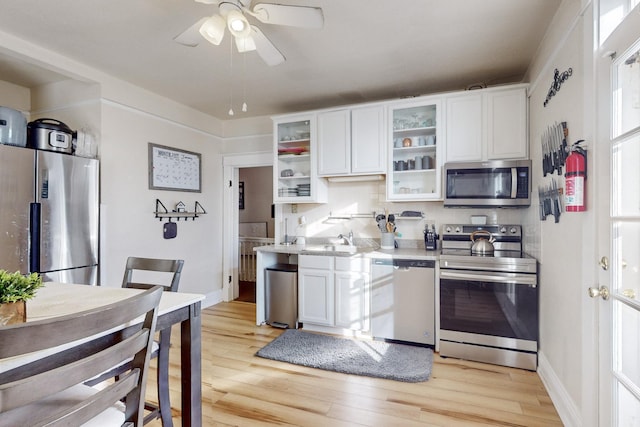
[599,256,609,271]
[588,286,610,300]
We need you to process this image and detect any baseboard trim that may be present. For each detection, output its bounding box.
[537,350,582,427]
[202,290,223,309]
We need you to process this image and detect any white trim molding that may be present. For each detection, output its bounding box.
[538,351,582,427]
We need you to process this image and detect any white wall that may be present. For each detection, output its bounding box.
[0,31,228,303]
[99,101,223,297]
[524,0,595,425]
[0,80,30,112]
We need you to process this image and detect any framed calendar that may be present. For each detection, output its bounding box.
[148,143,201,192]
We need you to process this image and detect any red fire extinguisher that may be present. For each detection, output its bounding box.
[564,140,587,212]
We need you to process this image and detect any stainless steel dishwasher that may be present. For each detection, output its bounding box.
[371,258,435,345]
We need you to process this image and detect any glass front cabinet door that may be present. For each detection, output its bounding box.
[387,97,442,200]
[273,114,328,203]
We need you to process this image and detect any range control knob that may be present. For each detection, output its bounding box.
[445,226,452,233]
[499,226,507,234]
[455,226,461,233]
[510,227,518,234]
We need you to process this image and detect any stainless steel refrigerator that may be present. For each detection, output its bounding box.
[0,144,99,284]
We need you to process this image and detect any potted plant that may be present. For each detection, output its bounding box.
[0,270,43,325]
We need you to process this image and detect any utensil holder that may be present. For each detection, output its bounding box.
[380,232,395,249]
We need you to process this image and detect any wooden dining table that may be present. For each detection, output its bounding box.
[0,282,205,427]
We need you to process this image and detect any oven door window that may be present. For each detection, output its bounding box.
[440,279,538,341]
[446,168,514,199]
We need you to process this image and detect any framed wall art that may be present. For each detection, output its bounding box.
[148,143,201,192]
[239,181,245,209]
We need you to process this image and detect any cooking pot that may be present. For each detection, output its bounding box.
[27,118,74,154]
[470,230,495,255]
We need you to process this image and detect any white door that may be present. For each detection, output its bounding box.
[596,8,640,424]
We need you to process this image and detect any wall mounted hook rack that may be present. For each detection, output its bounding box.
[154,199,206,221]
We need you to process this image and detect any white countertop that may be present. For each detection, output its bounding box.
[255,243,439,261]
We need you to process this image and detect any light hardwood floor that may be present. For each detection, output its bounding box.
[146,301,562,426]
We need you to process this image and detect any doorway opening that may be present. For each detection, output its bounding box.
[236,165,274,303]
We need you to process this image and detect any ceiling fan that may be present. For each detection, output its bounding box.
[174,0,324,66]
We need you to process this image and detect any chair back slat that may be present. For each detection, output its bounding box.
[0,286,162,426]
[122,257,184,293]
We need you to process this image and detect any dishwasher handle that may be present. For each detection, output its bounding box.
[372,258,435,269]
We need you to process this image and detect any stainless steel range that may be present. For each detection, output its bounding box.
[438,224,538,370]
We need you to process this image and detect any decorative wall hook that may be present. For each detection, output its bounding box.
[543,67,573,107]
[154,199,207,221]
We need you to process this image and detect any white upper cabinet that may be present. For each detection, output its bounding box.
[317,105,386,176]
[317,109,351,175]
[273,114,328,203]
[445,85,529,162]
[386,96,443,201]
[350,105,386,174]
[445,93,483,162]
[486,87,528,159]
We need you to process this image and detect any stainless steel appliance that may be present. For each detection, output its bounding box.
[439,224,538,370]
[0,106,27,147]
[443,160,532,208]
[27,118,74,154]
[265,263,298,329]
[371,258,435,346]
[0,144,99,284]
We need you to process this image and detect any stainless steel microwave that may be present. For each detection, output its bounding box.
[443,160,532,208]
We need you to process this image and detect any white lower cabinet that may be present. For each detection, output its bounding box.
[298,255,334,326]
[334,257,370,331]
[298,255,369,331]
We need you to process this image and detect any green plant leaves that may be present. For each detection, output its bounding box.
[0,270,44,303]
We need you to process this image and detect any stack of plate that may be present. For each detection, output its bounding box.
[278,187,298,197]
[297,183,310,196]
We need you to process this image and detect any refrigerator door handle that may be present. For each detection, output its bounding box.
[29,202,41,273]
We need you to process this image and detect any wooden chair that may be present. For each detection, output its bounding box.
[123,257,183,427]
[88,257,184,426]
[0,285,163,427]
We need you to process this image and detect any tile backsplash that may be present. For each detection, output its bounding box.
[279,180,529,244]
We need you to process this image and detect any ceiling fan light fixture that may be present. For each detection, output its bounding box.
[199,14,226,45]
[226,9,251,38]
[235,35,256,52]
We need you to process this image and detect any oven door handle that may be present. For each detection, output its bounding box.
[440,269,537,287]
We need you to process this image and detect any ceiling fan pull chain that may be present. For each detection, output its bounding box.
[242,44,248,112]
[228,35,234,116]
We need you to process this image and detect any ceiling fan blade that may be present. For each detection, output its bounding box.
[194,0,218,4]
[250,26,285,66]
[173,17,209,47]
[250,3,324,29]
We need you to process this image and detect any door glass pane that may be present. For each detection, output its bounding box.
[617,380,640,425]
[613,222,640,299]
[612,135,640,215]
[615,302,640,386]
[600,0,640,43]
[612,41,640,138]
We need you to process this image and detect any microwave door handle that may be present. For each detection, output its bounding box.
[511,168,517,198]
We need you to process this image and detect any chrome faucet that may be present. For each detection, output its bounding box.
[338,230,354,246]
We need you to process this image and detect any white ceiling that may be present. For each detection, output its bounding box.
[0,0,561,120]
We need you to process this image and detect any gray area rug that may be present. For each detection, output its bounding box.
[255,329,433,382]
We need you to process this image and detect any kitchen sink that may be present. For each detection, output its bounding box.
[302,244,358,255]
